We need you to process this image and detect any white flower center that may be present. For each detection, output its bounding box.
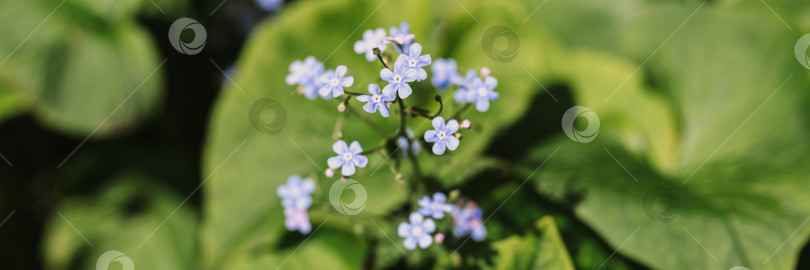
[372,95,381,102]
[437,131,446,139]
[330,78,340,86]
[409,59,417,67]
[411,226,423,236]
[477,87,488,97]
[343,153,353,161]
[393,75,402,83]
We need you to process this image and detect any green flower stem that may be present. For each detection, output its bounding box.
[451,103,471,120]
[346,104,389,137]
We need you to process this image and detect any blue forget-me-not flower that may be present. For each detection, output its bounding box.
[451,204,487,241]
[327,140,369,176]
[284,207,312,234]
[386,22,414,53]
[465,76,499,112]
[318,65,354,98]
[381,60,417,99]
[424,117,460,155]
[277,175,315,209]
[286,56,324,100]
[396,43,431,81]
[354,28,387,62]
[418,192,453,219]
[431,58,461,89]
[398,212,436,250]
[356,84,395,117]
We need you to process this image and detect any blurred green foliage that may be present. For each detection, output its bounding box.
[20,0,810,269]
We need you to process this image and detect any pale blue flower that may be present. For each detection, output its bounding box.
[451,204,486,241]
[284,207,312,234]
[431,58,461,89]
[256,0,282,11]
[424,117,460,155]
[387,22,414,53]
[396,43,431,81]
[398,212,436,250]
[286,56,324,100]
[396,128,421,158]
[276,175,315,210]
[418,192,452,219]
[454,69,478,103]
[465,76,499,112]
[318,65,354,98]
[327,140,368,176]
[356,84,395,117]
[354,28,388,62]
[380,60,417,99]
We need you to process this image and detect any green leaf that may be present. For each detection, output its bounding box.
[521,3,810,270]
[42,172,197,270]
[411,0,566,187]
[200,0,567,268]
[492,216,574,270]
[0,0,164,137]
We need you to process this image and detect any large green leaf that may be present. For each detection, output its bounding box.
[200,0,566,268]
[0,0,164,137]
[491,216,575,270]
[42,172,197,270]
[521,2,810,269]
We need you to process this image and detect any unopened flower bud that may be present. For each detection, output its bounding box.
[337,102,346,113]
[454,133,463,140]
[395,173,404,183]
[460,119,472,130]
[480,67,491,77]
[372,47,381,56]
[325,168,335,178]
[434,233,445,244]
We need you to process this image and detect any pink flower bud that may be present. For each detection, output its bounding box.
[325,168,335,178]
[337,103,346,113]
[460,119,472,130]
[480,67,491,78]
[434,233,445,244]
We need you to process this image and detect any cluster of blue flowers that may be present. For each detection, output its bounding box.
[276,175,315,234]
[287,21,500,161]
[281,22,493,242]
[398,192,487,249]
[432,61,499,112]
[286,58,354,100]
